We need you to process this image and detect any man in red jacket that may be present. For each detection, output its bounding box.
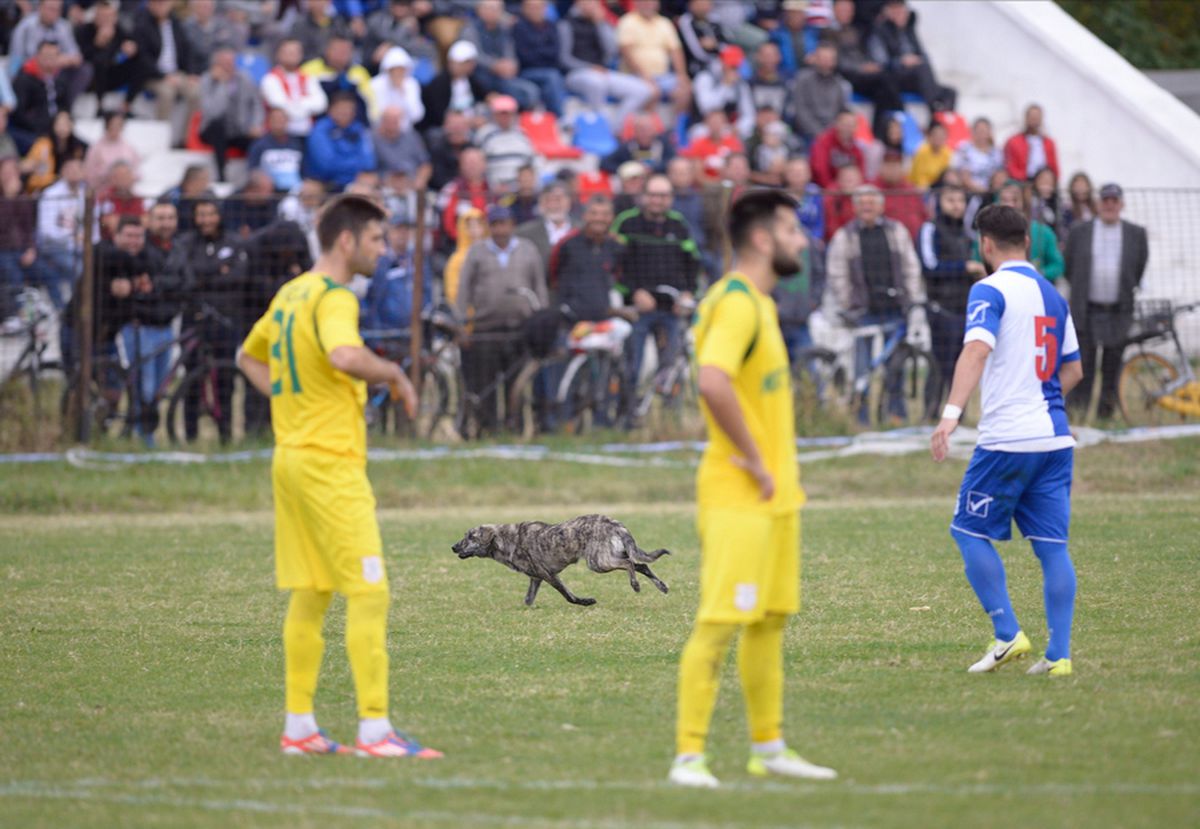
[809,110,864,189]
[1003,104,1058,183]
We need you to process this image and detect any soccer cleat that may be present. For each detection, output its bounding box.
[1027,656,1073,676]
[967,630,1032,673]
[280,729,351,756]
[667,755,720,789]
[747,749,838,781]
[355,730,444,759]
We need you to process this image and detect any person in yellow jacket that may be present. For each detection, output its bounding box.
[443,207,487,307]
[909,121,953,189]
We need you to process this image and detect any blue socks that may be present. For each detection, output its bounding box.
[952,529,1020,641]
[951,529,1077,660]
[1031,540,1076,661]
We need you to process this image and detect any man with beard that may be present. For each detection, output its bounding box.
[670,190,838,790]
[237,194,434,759]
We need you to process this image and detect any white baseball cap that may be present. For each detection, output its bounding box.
[447,41,478,63]
[380,46,412,71]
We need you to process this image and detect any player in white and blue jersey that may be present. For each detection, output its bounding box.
[930,204,1085,677]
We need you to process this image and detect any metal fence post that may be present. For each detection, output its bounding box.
[76,187,96,443]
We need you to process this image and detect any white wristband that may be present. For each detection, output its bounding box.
[942,404,963,421]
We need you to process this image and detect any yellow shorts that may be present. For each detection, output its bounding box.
[272,447,386,595]
[696,509,800,624]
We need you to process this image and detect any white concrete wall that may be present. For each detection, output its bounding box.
[910,0,1200,188]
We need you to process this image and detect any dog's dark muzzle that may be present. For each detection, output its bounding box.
[452,543,472,558]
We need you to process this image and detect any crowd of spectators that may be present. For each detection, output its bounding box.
[0,0,1151,434]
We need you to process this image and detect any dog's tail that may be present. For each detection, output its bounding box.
[631,546,670,563]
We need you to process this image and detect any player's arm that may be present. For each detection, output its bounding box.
[931,340,991,463]
[931,282,1003,463]
[237,310,274,398]
[1059,359,1083,396]
[320,287,417,417]
[697,366,774,501]
[1058,311,1084,398]
[237,349,272,397]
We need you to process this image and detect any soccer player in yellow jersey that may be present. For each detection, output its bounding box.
[236,194,440,759]
[670,190,837,788]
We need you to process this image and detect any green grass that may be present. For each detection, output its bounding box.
[1,444,1198,828]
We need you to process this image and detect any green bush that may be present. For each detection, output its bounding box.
[1059,0,1200,69]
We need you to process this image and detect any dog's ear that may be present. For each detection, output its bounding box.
[484,525,510,556]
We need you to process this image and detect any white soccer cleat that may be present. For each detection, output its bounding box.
[1027,656,1072,676]
[747,749,838,780]
[967,630,1032,673]
[668,755,720,788]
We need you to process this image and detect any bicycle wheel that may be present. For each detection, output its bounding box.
[561,352,600,436]
[876,344,940,428]
[505,359,541,440]
[1119,352,1182,427]
[166,359,257,447]
[61,356,133,442]
[792,347,848,427]
[656,354,700,435]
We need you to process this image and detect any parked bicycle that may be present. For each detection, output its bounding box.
[625,284,698,432]
[65,303,260,446]
[556,313,633,435]
[1118,299,1200,426]
[0,288,64,435]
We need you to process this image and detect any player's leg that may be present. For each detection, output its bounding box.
[1015,449,1077,676]
[951,449,1033,672]
[274,450,348,755]
[741,513,836,780]
[670,509,771,788]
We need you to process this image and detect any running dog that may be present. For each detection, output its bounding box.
[451,514,670,606]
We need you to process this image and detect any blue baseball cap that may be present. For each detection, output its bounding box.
[486,204,514,223]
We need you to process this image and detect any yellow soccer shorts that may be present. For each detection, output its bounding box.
[696,508,800,624]
[272,446,386,595]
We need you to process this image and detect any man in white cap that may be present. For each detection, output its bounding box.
[418,40,489,134]
[370,46,424,126]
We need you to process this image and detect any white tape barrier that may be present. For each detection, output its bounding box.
[0,423,1194,469]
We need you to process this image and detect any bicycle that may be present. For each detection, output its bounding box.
[363,305,463,440]
[65,303,261,446]
[1118,299,1200,426]
[0,287,65,441]
[555,314,632,435]
[798,305,940,429]
[626,284,699,432]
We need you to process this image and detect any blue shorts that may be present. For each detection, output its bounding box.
[951,448,1074,544]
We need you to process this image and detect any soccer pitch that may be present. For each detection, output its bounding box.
[2,441,1198,828]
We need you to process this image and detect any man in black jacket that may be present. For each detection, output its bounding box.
[11,39,73,150]
[177,198,250,442]
[117,209,183,445]
[132,0,199,145]
[865,0,955,112]
[611,173,700,419]
[1064,182,1150,420]
[917,185,985,413]
[417,40,490,135]
[552,195,623,323]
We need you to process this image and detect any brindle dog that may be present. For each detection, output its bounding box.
[451,514,670,606]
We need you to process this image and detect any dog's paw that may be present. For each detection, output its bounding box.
[575,598,597,607]
[656,582,669,594]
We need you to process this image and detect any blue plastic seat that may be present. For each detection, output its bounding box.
[237,52,271,85]
[572,111,618,157]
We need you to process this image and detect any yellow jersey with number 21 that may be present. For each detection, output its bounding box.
[242,272,368,458]
[692,273,804,515]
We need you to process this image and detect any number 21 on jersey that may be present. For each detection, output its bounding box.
[1034,315,1058,382]
[270,308,302,396]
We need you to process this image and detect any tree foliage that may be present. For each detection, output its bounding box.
[1059,0,1200,69]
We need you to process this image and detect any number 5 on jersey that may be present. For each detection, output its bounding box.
[1034,315,1058,382]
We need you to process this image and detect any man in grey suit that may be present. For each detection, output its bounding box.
[1063,183,1149,419]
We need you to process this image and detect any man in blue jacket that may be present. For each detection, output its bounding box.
[362,210,433,342]
[306,90,376,191]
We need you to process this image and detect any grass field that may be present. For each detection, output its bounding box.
[2,440,1199,828]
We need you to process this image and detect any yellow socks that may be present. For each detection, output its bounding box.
[676,621,738,755]
[283,589,333,716]
[738,614,786,744]
[345,590,390,720]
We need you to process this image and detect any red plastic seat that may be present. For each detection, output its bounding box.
[520,111,583,160]
[933,110,971,149]
[576,170,613,200]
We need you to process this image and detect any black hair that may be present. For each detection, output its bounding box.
[316,193,387,253]
[101,109,125,128]
[728,189,799,251]
[974,204,1028,248]
[116,215,144,232]
[36,38,60,51]
[329,90,359,107]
